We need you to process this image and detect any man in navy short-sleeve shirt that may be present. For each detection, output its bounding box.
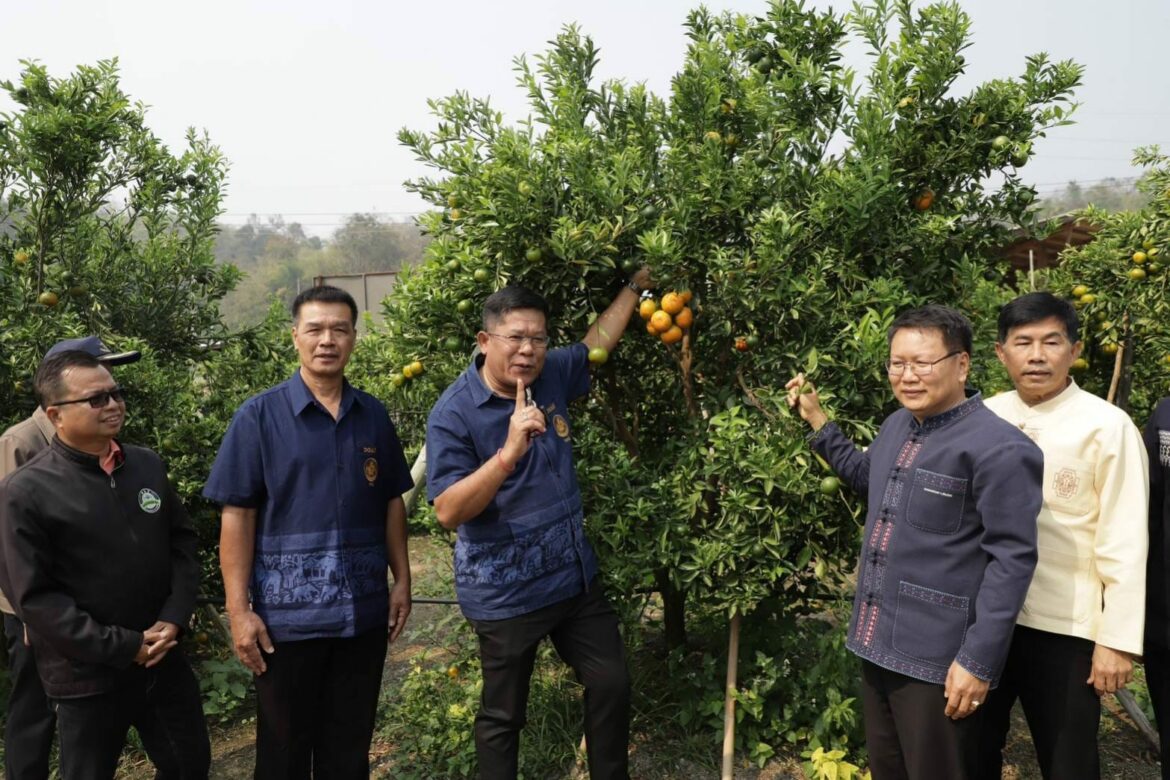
[427,277,650,780]
[204,285,413,779]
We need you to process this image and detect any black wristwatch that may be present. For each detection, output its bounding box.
[626,279,645,295]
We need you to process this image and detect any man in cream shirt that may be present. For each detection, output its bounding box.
[978,291,1149,780]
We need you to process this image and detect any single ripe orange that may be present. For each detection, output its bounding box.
[660,325,683,344]
[639,299,658,320]
[649,310,673,333]
[661,292,684,315]
[674,306,694,329]
[646,321,658,335]
[680,290,692,303]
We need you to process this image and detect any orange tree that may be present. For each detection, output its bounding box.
[0,60,291,599]
[1044,147,1170,424]
[372,0,1081,757]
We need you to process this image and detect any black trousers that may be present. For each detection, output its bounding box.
[4,611,55,780]
[860,660,983,780]
[253,626,388,780]
[469,581,631,780]
[1145,644,1170,780]
[977,625,1100,780]
[52,648,209,780]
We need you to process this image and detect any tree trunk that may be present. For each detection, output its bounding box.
[657,571,687,650]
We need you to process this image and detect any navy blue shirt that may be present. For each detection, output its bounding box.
[203,372,414,642]
[812,395,1042,685]
[427,343,597,621]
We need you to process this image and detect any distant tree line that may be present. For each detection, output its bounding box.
[214,214,428,327]
[1036,177,1149,218]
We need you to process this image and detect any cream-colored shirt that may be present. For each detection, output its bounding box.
[985,381,1149,653]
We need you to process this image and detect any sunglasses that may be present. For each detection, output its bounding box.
[51,386,127,409]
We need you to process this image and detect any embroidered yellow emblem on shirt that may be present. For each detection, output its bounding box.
[553,415,570,439]
[364,457,379,486]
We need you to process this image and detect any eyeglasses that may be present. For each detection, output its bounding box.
[486,333,550,351]
[885,351,961,377]
[51,386,127,409]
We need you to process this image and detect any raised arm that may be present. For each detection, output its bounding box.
[583,268,654,354]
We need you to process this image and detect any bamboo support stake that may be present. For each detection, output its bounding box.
[721,612,742,780]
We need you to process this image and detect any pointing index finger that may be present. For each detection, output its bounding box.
[515,379,526,412]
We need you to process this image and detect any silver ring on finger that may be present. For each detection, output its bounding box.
[971,700,981,707]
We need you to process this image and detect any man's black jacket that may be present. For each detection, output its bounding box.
[0,436,199,698]
[1147,398,1170,651]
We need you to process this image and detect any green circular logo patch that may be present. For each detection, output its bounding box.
[138,488,162,514]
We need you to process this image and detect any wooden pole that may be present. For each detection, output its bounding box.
[721,612,742,780]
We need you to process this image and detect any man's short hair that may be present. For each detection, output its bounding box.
[888,305,973,355]
[34,350,103,408]
[997,292,1080,343]
[292,285,359,325]
[482,286,550,331]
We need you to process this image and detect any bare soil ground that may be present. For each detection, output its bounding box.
[112,535,1162,779]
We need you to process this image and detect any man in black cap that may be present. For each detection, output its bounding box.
[0,337,184,780]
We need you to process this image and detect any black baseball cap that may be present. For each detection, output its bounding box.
[43,336,141,366]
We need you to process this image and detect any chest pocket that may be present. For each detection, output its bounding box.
[905,469,968,535]
[1043,457,1095,515]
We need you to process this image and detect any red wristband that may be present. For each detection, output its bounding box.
[495,449,515,474]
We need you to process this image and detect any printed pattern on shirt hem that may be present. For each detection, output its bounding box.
[253,548,387,605]
[455,518,581,587]
[846,640,948,686]
[1159,430,1169,467]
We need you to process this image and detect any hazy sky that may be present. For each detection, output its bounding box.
[3,0,1167,236]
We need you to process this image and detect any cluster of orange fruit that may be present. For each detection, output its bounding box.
[639,290,694,345]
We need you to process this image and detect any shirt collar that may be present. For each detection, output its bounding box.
[465,355,499,408]
[287,370,361,417]
[911,392,983,433]
[99,440,124,476]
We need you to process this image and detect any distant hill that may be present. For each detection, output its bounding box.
[1035,178,1149,219]
[214,214,429,328]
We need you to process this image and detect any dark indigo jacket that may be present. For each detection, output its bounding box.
[1145,398,1170,651]
[812,394,1043,685]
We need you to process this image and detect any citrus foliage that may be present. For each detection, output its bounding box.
[376,0,1081,636]
[1044,147,1170,423]
[0,60,291,588]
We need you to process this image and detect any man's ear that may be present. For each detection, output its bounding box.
[44,405,63,428]
[994,342,1007,365]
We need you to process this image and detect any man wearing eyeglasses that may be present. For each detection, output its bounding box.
[426,275,651,780]
[786,305,1043,779]
[0,349,209,779]
[976,292,1149,780]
